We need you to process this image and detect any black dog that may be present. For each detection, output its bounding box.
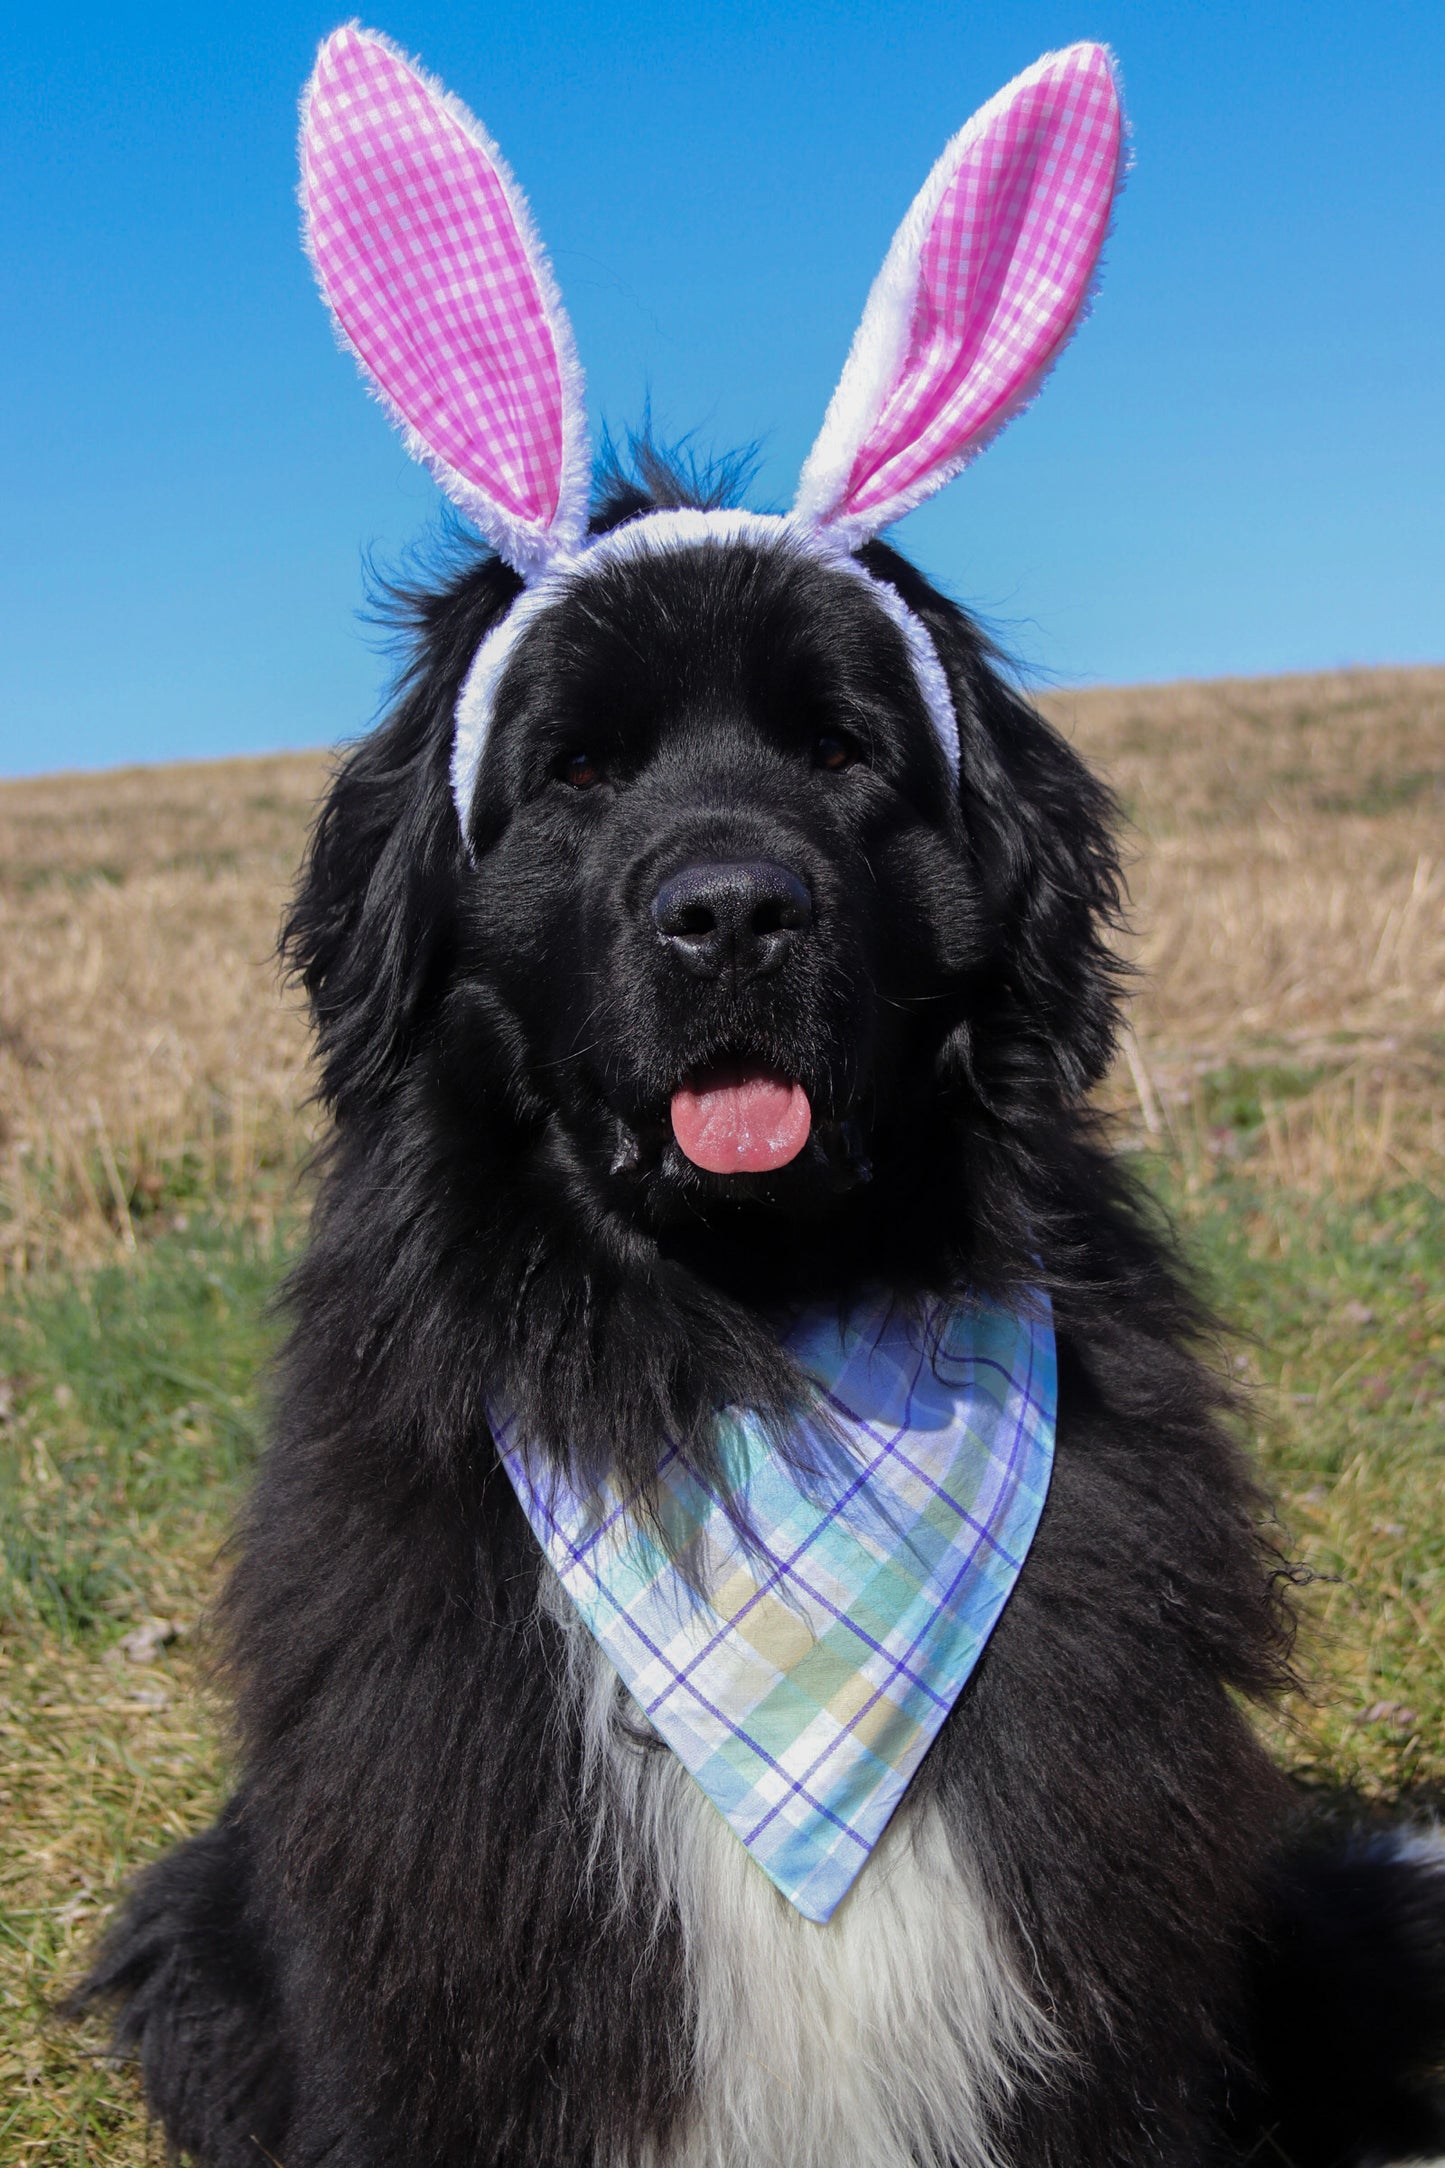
[78,452,1445,2168]
[79,26,1445,2168]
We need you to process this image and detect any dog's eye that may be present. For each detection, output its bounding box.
[812,731,860,773]
[557,750,604,790]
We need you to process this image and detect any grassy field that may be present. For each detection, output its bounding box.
[1,665,1442,2160]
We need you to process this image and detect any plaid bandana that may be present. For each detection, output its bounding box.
[495,1292,1056,1922]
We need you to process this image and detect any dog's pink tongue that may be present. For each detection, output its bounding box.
[670,1067,812,1174]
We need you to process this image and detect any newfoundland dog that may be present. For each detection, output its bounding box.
[78,26,1445,2168]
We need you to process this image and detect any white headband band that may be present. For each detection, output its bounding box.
[450,508,961,825]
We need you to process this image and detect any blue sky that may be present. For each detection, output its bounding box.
[3,0,1441,776]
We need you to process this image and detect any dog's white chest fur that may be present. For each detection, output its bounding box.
[553,1593,1046,2168]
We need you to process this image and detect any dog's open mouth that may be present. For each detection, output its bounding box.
[669,1062,813,1174]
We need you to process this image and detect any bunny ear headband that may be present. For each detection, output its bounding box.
[301,26,1125,827]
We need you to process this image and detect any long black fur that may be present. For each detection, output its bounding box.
[76,454,1445,2165]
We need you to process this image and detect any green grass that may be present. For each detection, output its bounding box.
[1165,1166,1445,1807]
[1192,1060,1328,1137]
[1,1219,295,2163]
[1,1175,1442,2160]
[1,1220,285,1643]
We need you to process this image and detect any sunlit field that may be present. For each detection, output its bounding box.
[2,664,1442,2160]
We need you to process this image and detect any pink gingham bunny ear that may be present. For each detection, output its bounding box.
[794,42,1124,550]
[302,25,589,578]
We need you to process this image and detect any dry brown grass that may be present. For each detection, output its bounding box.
[1042,665,1445,1192]
[0,755,328,1281]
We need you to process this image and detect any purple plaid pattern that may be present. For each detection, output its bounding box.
[842,43,1122,523]
[498,1293,1056,1921]
[304,27,564,527]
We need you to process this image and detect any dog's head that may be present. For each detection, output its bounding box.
[468,518,964,1215]
[286,469,1122,1303]
[283,28,1129,1468]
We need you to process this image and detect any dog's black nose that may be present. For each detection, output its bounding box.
[651,860,813,982]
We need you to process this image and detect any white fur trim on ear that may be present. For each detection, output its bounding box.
[450,511,961,832]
